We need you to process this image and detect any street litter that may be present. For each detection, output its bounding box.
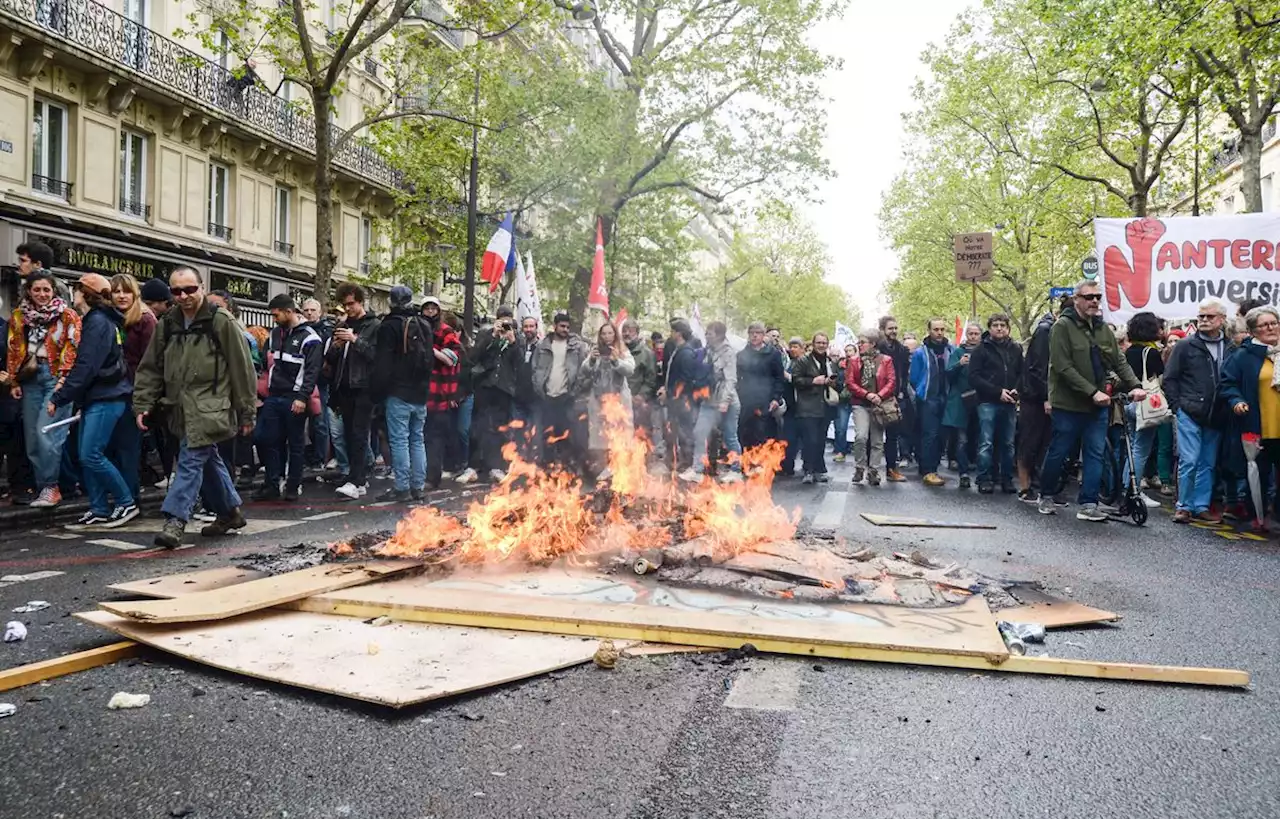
[4,621,28,642]
[107,692,151,709]
[997,622,1046,656]
[12,601,50,613]
[0,703,15,718]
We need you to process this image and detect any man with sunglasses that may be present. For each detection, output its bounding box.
[133,267,257,548]
[1164,297,1232,523]
[1037,280,1145,522]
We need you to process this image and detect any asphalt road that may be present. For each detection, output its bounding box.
[0,461,1277,819]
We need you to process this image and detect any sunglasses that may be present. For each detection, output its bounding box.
[1197,314,1223,321]
[170,285,200,297]
[1079,293,1102,302]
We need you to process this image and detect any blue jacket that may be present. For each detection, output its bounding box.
[1219,341,1268,437]
[267,321,323,403]
[52,305,131,408]
[910,340,953,401]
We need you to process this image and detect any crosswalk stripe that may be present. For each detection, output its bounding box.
[87,538,148,551]
[302,511,349,521]
[723,661,802,711]
[0,570,65,589]
[812,488,848,529]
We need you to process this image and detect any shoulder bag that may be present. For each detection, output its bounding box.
[1135,348,1172,430]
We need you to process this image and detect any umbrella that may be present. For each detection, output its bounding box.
[1241,432,1265,528]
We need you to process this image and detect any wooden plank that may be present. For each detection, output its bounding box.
[288,577,1011,661]
[0,641,140,692]
[99,561,420,624]
[860,513,997,530]
[1000,601,1120,629]
[109,567,269,599]
[996,654,1248,687]
[76,610,610,707]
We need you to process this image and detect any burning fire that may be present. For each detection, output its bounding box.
[354,395,798,566]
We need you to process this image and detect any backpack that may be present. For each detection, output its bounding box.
[160,310,228,394]
[687,346,715,391]
[400,315,433,381]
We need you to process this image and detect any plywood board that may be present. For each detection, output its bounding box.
[0,642,140,692]
[109,567,269,598]
[76,610,608,707]
[860,513,996,530]
[99,561,420,623]
[1000,601,1120,629]
[288,573,1011,661]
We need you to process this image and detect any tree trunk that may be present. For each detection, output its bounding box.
[313,93,337,310]
[1240,126,1264,212]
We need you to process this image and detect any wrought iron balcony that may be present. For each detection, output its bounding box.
[120,197,150,219]
[364,56,378,77]
[0,0,400,189]
[407,0,464,48]
[32,174,72,199]
[274,239,294,256]
[208,222,233,241]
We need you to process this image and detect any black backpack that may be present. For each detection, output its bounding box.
[401,315,433,381]
[687,345,715,391]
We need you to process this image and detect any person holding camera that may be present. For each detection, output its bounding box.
[470,307,522,482]
[967,313,1023,494]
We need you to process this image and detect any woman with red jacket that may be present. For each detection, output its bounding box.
[845,327,897,486]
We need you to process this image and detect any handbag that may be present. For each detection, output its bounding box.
[871,396,901,425]
[820,356,840,406]
[1134,348,1172,430]
[961,389,979,411]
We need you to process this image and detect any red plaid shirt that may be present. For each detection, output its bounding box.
[427,324,462,412]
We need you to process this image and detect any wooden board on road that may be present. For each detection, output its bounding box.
[0,641,140,692]
[98,561,421,623]
[109,567,269,598]
[860,513,996,530]
[77,609,608,707]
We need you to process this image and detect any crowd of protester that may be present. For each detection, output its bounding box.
[5,240,1279,549]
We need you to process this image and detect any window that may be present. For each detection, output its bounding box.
[208,162,231,240]
[359,216,372,274]
[1263,175,1274,213]
[31,98,69,199]
[122,0,148,68]
[119,130,147,219]
[217,30,230,70]
[274,186,292,255]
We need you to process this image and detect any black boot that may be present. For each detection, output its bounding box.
[200,508,247,537]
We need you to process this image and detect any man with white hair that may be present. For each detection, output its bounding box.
[1164,296,1232,523]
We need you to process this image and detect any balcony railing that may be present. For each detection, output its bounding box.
[32,173,72,199]
[407,0,464,48]
[363,56,378,77]
[274,239,294,256]
[208,222,233,241]
[0,0,400,189]
[120,197,149,219]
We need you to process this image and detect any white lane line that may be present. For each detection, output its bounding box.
[0,570,66,589]
[367,501,395,508]
[87,538,148,551]
[45,532,81,540]
[811,488,848,529]
[724,661,802,712]
[302,511,349,521]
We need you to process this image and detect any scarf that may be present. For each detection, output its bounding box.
[859,352,878,392]
[1253,338,1280,391]
[21,295,67,328]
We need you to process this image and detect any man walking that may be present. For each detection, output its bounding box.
[621,318,658,447]
[791,332,839,483]
[736,321,786,453]
[877,316,912,481]
[682,321,743,483]
[910,318,954,486]
[1164,297,1231,523]
[253,295,322,501]
[967,313,1023,494]
[1037,281,1145,521]
[325,283,380,500]
[134,267,256,548]
[1017,307,1058,503]
[371,286,430,502]
[531,312,588,473]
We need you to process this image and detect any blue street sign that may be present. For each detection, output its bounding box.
[1049,286,1075,299]
[1081,256,1100,279]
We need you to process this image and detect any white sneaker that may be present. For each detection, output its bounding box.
[1140,492,1161,508]
[488,469,507,482]
[441,471,456,480]
[455,468,478,484]
[718,471,743,484]
[336,482,361,499]
[677,468,702,483]
[357,483,368,497]
[324,459,338,470]
[153,476,170,490]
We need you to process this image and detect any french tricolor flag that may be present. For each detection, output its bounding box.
[481,212,516,293]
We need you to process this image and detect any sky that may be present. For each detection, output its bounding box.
[803,1,967,325]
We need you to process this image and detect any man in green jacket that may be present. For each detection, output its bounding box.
[1037,280,1145,521]
[134,267,258,548]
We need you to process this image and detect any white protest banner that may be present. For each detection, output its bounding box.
[833,321,856,352]
[515,251,544,332]
[1096,213,1280,323]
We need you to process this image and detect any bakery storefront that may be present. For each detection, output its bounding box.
[0,214,317,328]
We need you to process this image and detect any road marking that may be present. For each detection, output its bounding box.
[87,538,148,551]
[302,511,348,522]
[45,532,81,540]
[811,488,848,529]
[723,661,802,712]
[106,519,302,536]
[367,501,395,508]
[0,570,65,589]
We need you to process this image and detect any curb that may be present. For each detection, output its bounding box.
[0,491,167,533]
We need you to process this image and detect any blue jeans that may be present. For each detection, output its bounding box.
[310,384,331,465]
[21,362,72,489]
[1175,409,1221,513]
[1039,408,1108,504]
[976,402,1016,485]
[917,395,945,475]
[457,394,474,468]
[1119,405,1158,491]
[80,400,133,515]
[162,439,243,523]
[833,403,852,456]
[385,396,426,492]
[109,404,141,500]
[254,396,307,489]
[692,398,743,472]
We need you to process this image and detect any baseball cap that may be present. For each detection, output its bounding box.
[390,285,413,307]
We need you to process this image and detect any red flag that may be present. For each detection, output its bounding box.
[614,307,629,327]
[588,218,609,315]
[954,316,962,345]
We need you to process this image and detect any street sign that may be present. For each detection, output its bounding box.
[954,232,994,282]
[1049,286,1075,299]
[1081,255,1099,280]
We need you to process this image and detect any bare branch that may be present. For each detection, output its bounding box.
[336,108,500,150]
[328,0,417,88]
[591,14,633,76]
[289,0,321,84]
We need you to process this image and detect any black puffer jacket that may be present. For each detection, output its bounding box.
[879,338,911,400]
[968,333,1024,404]
[1164,332,1231,428]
